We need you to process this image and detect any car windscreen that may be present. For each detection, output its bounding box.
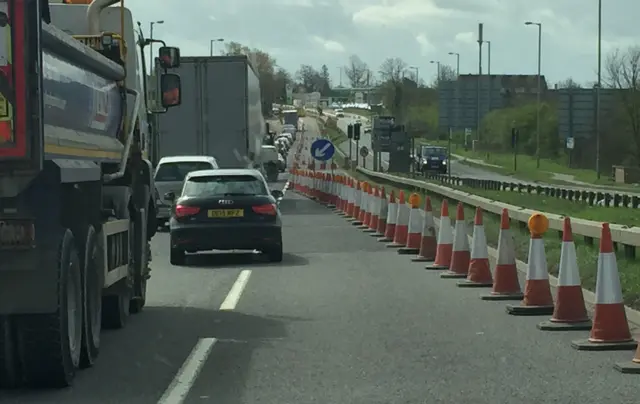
[182,175,268,197]
[421,147,446,157]
[155,161,214,182]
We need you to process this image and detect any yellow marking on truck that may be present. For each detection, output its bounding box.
[45,144,122,159]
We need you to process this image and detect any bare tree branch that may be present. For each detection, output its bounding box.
[343,55,368,87]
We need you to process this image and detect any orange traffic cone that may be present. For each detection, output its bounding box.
[367,187,380,233]
[355,183,367,225]
[506,213,554,315]
[572,223,637,351]
[441,203,470,279]
[614,344,640,374]
[538,217,591,331]
[346,180,355,218]
[457,207,493,288]
[387,191,408,248]
[350,182,363,225]
[426,199,452,270]
[372,187,387,237]
[398,193,422,255]
[378,190,396,242]
[412,196,437,262]
[358,185,372,229]
[481,209,523,301]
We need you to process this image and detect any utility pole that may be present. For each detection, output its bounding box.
[525,21,543,169]
[477,23,483,142]
[596,0,602,179]
[209,38,224,56]
[149,20,164,69]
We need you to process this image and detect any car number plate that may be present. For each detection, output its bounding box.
[430,157,440,161]
[208,209,244,218]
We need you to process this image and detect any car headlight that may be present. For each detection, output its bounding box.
[442,160,447,165]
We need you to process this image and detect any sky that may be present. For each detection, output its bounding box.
[127,0,638,87]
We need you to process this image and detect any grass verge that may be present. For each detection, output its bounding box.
[333,167,640,310]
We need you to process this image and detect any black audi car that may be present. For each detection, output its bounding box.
[165,169,284,265]
[416,145,448,174]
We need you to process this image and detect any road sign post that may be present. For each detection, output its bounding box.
[347,124,354,165]
[310,138,336,162]
[360,146,369,169]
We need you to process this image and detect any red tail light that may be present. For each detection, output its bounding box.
[252,204,277,215]
[175,204,200,218]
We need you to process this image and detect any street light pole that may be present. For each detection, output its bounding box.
[526,21,542,169]
[429,60,441,85]
[596,0,602,179]
[210,38,224,56]
[448,52,460,135]
[149,20,164,69]
[486,40,492,111]
[409,66,419,85]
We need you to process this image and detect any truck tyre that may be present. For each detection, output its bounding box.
[80,225,102,368]
[130,240,149,314]
[101,287,130,330]
[15,229,83,387]
[0,317,19,388]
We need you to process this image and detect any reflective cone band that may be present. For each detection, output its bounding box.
[572,223,637,351]
[440,203,470,279]
[426,199,452,270]
[457,207,493,287]
[367,187,380,232]
[373,187,388,237]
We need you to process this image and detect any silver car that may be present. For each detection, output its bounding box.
[154,155,220,228]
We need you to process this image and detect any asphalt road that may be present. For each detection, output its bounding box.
[2,123,639,404]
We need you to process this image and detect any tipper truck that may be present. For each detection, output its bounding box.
[0,0,182,388]
[153,55,266,169]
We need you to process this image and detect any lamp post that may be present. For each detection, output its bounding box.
[486,40,492,111]
[409,66,419,85]
[525,21,542,169]
[149,20,164,68]
[429,60,441,85]
[596,0,602,179]
[448,52,460,139]
[210,38,224,56]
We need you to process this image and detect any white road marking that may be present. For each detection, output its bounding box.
[157,269,253,404]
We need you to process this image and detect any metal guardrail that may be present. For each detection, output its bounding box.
[354,168,640,258]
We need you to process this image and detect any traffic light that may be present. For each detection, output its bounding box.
[354,123,361,141]
[347,124,353,139]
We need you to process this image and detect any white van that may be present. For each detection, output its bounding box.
[154,156,220,226]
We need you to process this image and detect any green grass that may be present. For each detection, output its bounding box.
[341,168,640,310]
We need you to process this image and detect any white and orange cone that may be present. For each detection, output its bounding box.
[457,207,493,288]
[426,199,453,270]
[378,190,396,242]
[372,187,388,237]
[572,223,637,351]
[412,197,437,262]
[614,344,640,374]
[350,182,363,225]
[538,217,591,331]
[481,209,523,301]
[398,193,422,255]
[365,187,380,233]
[358,185,372,229]
[441,203,470,279]
[506,213,554,315]
[387,191,409,248]
[346,180,355,218]
[355,183,368,226]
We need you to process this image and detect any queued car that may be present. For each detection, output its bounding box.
[154,155,220,228]
[166,169,284,265]
[415,145,448,174]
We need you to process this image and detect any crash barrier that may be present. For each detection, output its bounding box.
[352,168,640,258]
[287,167,640,374]
[413,171,640,209]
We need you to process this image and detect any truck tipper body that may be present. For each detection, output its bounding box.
[0,0,182,388]
[153,55,266,168]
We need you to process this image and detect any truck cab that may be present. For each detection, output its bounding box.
[0,0,182,389]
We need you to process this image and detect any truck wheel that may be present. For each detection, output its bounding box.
[15,230,83,387]
[80,226,102,368]
[0,317,19,388]
[130,241,149,314]
[101,286,130,330]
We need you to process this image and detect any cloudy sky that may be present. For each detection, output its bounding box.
[128,0,637,87]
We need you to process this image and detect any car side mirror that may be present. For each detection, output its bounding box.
[163,191,175,202]
[158,46,180,68]
[160,74,181,108]
[270,189,283,200]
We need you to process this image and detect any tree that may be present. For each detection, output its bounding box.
[556,77,582,89]
[604,46,640,163]
[319,64,331,94]
[344,54,369,87]
[378,57,407,83]
[296,64,320,92]
[431,64,457,86]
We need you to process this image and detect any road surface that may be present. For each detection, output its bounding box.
[1,121,638,404]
